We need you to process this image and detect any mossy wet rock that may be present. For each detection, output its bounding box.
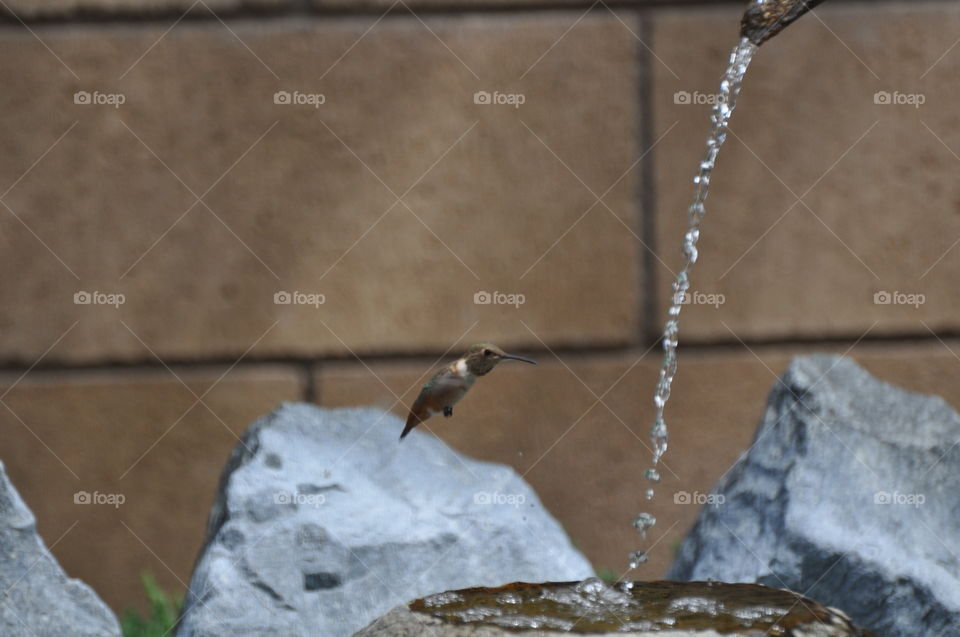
[0,461,120,637]
[669,356,960,636]
[354,579,871,636]
[177,405,594,637]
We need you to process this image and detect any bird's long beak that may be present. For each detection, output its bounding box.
[502,353,537,365]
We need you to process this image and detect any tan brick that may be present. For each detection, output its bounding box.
[316,341,960,579]
[652,3,960,341]
[0,365,304,613]
[5,0,685,16]
[3,0,284,18]
[310,0,684,8]
[0,14,640,365]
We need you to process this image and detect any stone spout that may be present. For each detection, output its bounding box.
[741,0,826,46]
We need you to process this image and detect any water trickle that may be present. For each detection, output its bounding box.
[632,512,657,540]
[628,550,650,569]
[629,37,758,572]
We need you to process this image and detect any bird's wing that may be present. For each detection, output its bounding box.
[426,367,468,391]
[400,366,467,440]
[420,368,469,405]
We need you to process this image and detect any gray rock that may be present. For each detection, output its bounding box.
[668,355,960,637]
[0,461,120,637]
[177,404,594,637]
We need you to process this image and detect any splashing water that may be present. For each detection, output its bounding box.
[627,37,758,574]
[409,580,863,633]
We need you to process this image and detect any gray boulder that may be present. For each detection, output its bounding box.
[668,355,960,637]
[177,404,594,637]
[0,461,120,637]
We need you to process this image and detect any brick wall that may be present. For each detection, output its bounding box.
[3,0,960,614]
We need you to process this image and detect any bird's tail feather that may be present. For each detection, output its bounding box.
[399,410,421,441]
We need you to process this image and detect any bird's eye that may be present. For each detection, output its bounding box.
[483,349,492,356]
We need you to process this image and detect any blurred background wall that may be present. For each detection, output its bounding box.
[2,0,960,615]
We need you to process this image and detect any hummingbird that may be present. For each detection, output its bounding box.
[400,343,536,441]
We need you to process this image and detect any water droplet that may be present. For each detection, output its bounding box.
[574,577,608,597]
[628,550,649,569]
[645,488,655,500]
[632,512,657,539]
[652,420,667,436]
[645,469,661,483]
[664,320,678,340]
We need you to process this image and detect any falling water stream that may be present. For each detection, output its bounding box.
[395,5,862,633]
[627,37,759,575]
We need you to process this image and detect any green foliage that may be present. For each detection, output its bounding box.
[121,573,183,637]
[595,567,619,583]
[672,538,683,556]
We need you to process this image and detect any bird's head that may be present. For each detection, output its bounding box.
[462,343,536,376]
